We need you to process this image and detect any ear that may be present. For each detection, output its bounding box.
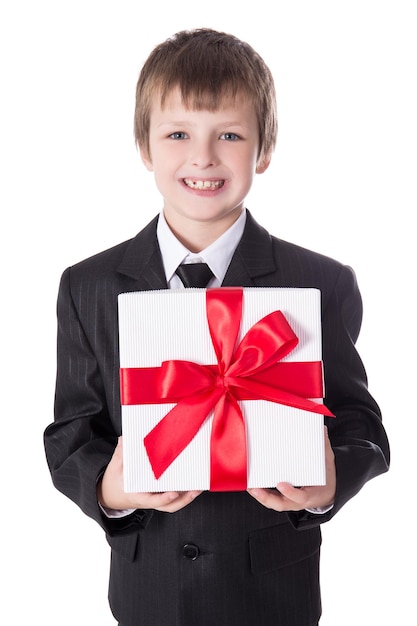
[140,146,154,172]
[256,154,271,174]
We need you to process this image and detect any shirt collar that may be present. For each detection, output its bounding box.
[157,209,247,284]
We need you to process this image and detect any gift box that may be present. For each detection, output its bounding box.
[118,287,333,492]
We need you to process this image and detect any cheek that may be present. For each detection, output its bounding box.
[152,167,178,197]
[236,146,259,171]
[154,144,184,171]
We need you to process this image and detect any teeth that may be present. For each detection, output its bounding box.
[184,179,224,190]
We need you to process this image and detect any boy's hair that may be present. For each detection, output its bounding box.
[134,28,277,164]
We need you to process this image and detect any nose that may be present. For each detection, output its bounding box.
[189,138,218,169]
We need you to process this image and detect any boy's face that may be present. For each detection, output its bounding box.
[141,88,269,245]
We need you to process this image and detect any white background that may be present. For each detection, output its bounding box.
[1,1,415,624]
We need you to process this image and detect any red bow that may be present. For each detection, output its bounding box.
[120,288,334,491]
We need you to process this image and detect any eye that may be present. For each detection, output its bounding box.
[169,131,188,140]
[220,132,240,141]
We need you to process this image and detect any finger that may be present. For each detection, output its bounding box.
[248,488,288,511]
[135,490,201,512]
[250,486,308,512]
[124,491,178,512]
[154,490,202,513]
[145,491,181,506]
[276,482,308,505]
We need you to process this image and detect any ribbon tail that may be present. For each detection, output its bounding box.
[210,393,247,491]
[230,378,335,417]
[144,387,223,479]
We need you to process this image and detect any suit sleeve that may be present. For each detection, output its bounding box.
[44,267,151,535]
[288,264,390,529]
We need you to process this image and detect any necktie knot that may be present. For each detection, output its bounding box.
[175,263,213,288]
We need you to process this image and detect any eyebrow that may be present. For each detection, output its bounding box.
[156,120,250,129]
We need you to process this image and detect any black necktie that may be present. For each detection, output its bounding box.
[175,263,214,288]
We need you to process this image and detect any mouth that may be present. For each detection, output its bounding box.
[183,178,225,190]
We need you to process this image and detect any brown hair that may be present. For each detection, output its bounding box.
[134,28,277,164]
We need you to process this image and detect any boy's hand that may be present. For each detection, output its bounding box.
[97,437,202,513]
[247,426,336,512]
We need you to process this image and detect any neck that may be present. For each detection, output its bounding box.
[163,207,244,253]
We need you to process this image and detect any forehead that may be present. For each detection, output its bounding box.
[149,86,258,121]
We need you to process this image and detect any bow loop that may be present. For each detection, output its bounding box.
[227,310,298,378]
[158,360,216,401]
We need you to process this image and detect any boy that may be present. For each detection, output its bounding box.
[44,28,390,625]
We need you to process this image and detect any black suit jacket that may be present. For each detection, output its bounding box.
[44,212,389,626]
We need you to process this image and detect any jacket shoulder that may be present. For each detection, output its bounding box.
[243,210,349,281]
[270,234,345,273]
[63,215,159,284]
[68,238,134,279]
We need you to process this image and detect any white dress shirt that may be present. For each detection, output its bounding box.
[156,208,246,288]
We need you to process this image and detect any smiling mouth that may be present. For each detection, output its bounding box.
[183,178,225,190]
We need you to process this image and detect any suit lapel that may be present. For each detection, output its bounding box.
[222,211,277,286]
[116,215,168,290]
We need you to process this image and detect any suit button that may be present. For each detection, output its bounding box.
[183,543,200,560]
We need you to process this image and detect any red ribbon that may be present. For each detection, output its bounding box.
[120,288,334,491]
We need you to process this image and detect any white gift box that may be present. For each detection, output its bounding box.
[118,288,328,492]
